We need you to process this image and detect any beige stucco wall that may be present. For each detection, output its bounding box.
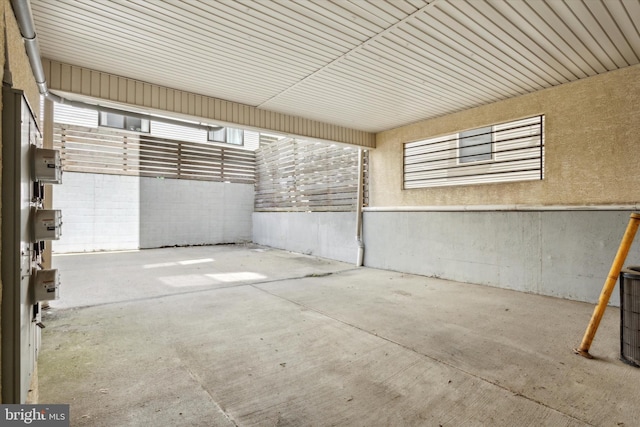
[372,64,640,207]
[1,0,41,117]
[0,0,42,403]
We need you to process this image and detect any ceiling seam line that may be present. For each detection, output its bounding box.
[255,0,441,109]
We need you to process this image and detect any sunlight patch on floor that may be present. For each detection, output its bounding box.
[144,258,214,269]
[205,272,267,282]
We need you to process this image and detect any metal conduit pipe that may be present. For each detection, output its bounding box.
[355,149,365,267]
[10,0,56,100]
[10,0,225,132]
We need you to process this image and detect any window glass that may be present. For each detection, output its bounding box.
[227,128,244,145]
[100,112,124,129]
[208,127,244,146]
[459,126,492,163]
[125,117,142,132]
[403,116,543,189]
[100,112,149,132]
[208,127,226,142]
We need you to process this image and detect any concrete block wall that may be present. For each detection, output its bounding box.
[140,178,253,248]
[252,212,358,264]
[52,172,253,253]
[52,172,140,252]
[363,210,640,306]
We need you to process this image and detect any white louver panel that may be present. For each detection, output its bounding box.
[54,103,98,128]
[243,131,260,152]
[404,116,544,188]
[149,121,207,145]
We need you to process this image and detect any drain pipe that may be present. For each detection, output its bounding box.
[10,0,226,132]
[355,149,365,266]
[10,0,62,102]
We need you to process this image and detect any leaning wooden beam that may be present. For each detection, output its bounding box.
[575,212,640,358]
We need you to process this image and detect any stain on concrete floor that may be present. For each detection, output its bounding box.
[39,245,639,426]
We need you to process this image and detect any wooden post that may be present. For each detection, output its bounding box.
[42,98,54,270]
[575,212,640,358]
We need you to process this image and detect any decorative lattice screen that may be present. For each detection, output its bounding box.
[53,124,255,184]
[255,137,368,212]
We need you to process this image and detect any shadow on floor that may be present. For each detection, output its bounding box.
[39,245,637,426]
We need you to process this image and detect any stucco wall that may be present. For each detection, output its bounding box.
[372,64,640,207]
[1,0,41,115]
[366,65,640,306]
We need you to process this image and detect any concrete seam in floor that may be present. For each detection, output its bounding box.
[182,363,239,427]
[51,268,361,312]
[46,265,596,425]
[252,281,595,427]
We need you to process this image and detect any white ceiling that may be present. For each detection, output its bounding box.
[30,0,640,133]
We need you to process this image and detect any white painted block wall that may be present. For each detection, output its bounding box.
[52,172,140,253]
[139,178,253,248]
[52,172,253,253]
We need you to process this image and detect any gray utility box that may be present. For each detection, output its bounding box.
[32,208,62,241]
[32,268,60,301]
[32,147,62,184]
[620,266,640,367]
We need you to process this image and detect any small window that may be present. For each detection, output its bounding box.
[459,126,492,163]
[99,112,150,132]
[227,128,243,145]
[403,115,544,189]
[208,127,226,142]
[207,127,244,146]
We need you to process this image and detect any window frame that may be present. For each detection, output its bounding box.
[207,127,244,146]
[402,115,544,189]
[99,111,150,133]
[457,126,494,165]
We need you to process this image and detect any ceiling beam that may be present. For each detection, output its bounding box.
[42,58,375,148]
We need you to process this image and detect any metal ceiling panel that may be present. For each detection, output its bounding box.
[30,0,640,133]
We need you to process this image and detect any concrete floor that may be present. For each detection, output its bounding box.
[39,244,638,426]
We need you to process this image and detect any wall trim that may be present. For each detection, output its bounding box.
[364,204,640,212]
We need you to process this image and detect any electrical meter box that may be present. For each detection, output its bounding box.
[32,268,60,301]
[32,209,62,241]
[33,147,62,184]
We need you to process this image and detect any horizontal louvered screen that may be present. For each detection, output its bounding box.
[404,116,544,188]
[53,124,255,183]
[255,137,368,212]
